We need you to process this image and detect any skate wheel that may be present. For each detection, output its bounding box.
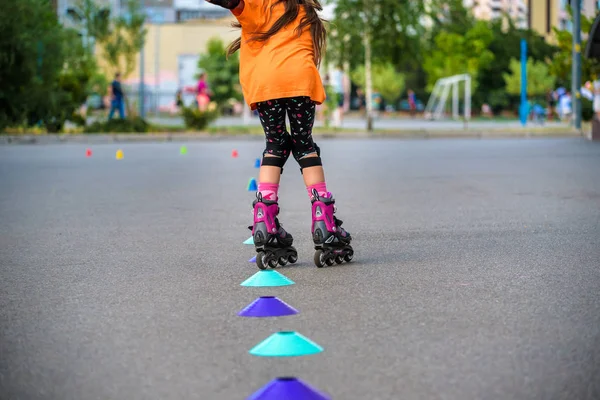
[268,257,278,268]
[257,253,268,270]
[344,249,354,262]
[314,249,325,268]
[278,256,288,266]
[335,255,344,264]
[325,256,335,266]
[288,254,298,264]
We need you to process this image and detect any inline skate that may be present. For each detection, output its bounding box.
[310,188,353,267]
[249,192,298,270]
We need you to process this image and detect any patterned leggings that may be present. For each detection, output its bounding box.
[256,96,318,162]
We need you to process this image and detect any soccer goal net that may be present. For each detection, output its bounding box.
[424,74,472,121]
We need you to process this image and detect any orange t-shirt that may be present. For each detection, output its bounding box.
[232,0,326,110]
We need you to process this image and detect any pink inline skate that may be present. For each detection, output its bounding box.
[249,192,298,270]
[310,188,353,267]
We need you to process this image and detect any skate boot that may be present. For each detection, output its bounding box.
[249,192,298,270]
[310,188,353,268]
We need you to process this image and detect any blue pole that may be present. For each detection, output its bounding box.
[519,39,528,126]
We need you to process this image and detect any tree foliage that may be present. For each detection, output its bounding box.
[0,0,95,132]
[73,0,112,46]
[423,20,495,91]
[547,9,600,87]
[504,57,556,97]
[325,0,425,70]
[351,63,405,104]
[477,16,557,112]
[197,37,242,108]
[97,0,147,79]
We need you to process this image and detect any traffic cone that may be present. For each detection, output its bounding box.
[246,377,331,400]
[249,255,257,263]
[116,149,123,160]
[247,178,258,191]
[254,158,261,168]
[238,296,299,318]
[180,145,187,155]
[249,331,323,357]
[232,149,239,158]
[243,236,254,245]
[240,270,295,287]
[85,148,92,157]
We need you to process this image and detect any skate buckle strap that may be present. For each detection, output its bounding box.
[311,188,320,202]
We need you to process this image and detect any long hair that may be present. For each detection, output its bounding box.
[226,0,327,67]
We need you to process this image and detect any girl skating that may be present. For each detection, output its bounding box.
[206,0,353,268]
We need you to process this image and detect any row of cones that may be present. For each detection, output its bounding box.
[240,157,330,399]
[84,146,189,159]
[84,147,257,169]
[240,275,330,399]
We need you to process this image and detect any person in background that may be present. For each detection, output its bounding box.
[408,89,417,118]
[108,72,125,120]
[559,91,572,122]
[197,72,211,112]
[532,102,546,125]
[545,90,555,121]
[176,89,184,108]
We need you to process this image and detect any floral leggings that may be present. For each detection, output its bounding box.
[256,96,319,162]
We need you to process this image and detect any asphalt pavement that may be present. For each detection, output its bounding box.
[1,138,599,400]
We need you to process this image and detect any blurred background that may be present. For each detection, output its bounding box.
[2,0,599,134]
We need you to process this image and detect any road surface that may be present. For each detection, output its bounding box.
[1,138,599,400]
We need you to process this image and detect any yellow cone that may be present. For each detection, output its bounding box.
[116,149,123,160]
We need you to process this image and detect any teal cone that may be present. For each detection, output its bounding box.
[241,270,295,287]
[249,331,323,357]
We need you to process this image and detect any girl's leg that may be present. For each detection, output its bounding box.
[285,97,327,196]
[286,96,352,267]
[252,99,297,269]
[256,99,290,199]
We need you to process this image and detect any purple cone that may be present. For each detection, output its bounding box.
[247,377,331,400]
[238,297,299,318]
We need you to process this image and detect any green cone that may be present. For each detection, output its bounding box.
[240,270,295,287]
[180,145,187,155]
[249,331,323,357]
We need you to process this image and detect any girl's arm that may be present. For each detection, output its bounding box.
[204,0,241,10]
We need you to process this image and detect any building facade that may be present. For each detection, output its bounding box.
[423,0,529,29]
[56,0,229,25]
[529,0,600,39]
[464,0,529,28]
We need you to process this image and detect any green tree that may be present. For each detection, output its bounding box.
[73,0,112,50]
[197,37,242,109]
[423,20,495,92]
[351,63,405,104]
[45,28,98,131]
[547,9,600,87]
[476,16,558,114]
[0,0,90,132]
[325,0,425,70]
[97,0,147,79]
[93,0,147,117]
[425,0,476,37]
[504,57,556,97]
